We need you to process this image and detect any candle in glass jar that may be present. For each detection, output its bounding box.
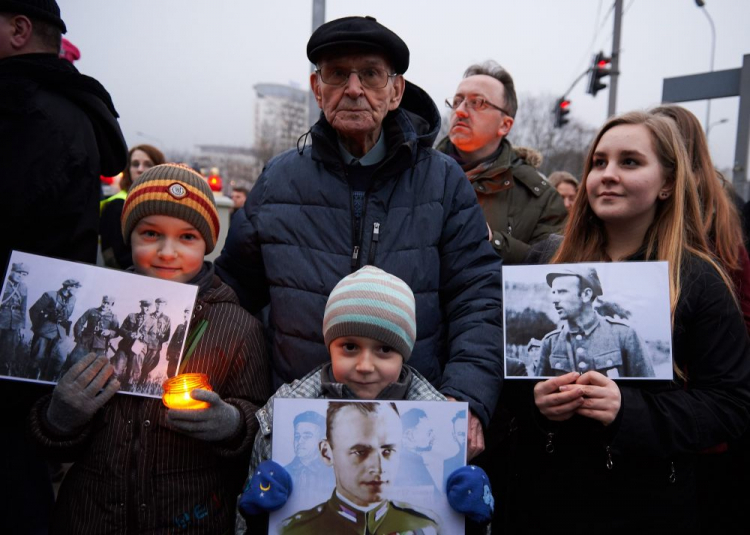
[162,373,212,410]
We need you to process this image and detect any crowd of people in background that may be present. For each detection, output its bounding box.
[2,1,750,534]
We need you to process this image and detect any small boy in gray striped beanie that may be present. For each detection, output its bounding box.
[239,266,495,526]
[323,265,416,361]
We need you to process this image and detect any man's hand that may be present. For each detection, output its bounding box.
[533,371,584,422]
[47,352,120,435]
[445,396,485,460]
[574,371,621,426]
[166,389,241,442]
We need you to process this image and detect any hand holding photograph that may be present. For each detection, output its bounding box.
[0,251,198,397]
[268,398,467,535]
[502,261,672,380]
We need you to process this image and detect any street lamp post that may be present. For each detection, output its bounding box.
[695,0,717,140]
[706,118,729,137]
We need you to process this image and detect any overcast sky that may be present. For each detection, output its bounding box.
[60,0,749,172]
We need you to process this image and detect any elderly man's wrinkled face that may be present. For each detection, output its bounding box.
[311,52,404,148]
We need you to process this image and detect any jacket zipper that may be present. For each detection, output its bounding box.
[350,191,370,272]
[366,222,380,265]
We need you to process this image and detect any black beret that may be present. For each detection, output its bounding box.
[307,16,409,74]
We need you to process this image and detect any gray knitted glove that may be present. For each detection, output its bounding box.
[47,352,120,435]
[165,389,241,442]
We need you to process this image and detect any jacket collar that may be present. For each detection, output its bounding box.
[319,362,412,400]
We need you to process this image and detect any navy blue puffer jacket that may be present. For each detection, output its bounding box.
[216,81,504,426]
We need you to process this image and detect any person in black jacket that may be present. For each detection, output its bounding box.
[216,15,503,461]
[0,2,127,533]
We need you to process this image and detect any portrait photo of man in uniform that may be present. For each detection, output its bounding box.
[284,410,335,511]
[502,262,673,380]
[268,399,467,535]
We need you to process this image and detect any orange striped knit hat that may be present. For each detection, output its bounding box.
[121,163,220,253]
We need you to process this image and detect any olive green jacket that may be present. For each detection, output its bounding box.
[436,137,567,264]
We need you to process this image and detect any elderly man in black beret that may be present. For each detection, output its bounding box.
[537,267,655,378]
[217,16,504,459]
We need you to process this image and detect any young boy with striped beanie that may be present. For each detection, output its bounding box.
[31,163,271,534]
[237,266,494,530]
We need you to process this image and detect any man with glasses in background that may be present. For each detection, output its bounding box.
[217,16,504,462]
[437,61,566,265]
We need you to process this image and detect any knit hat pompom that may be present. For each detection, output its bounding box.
[121,163,220,253]
[323,266,416,361]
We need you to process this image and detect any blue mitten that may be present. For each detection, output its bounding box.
[238,460,293,516]
[446,465,495,524]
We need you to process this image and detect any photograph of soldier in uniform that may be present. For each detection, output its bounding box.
[0,262,29,375]
[0,251,198,397]
[111,299,153,388]
[27,278,80,381]
[284,410,335,511]
[59,295,119,377]
[136,297,171,386]
[270,398,467,535]
[503,262,672,380]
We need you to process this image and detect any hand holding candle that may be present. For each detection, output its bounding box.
[165,388,242,442]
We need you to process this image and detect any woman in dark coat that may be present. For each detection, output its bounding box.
[506,111,750,535]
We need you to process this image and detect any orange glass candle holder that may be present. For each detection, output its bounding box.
[162,373,212,410]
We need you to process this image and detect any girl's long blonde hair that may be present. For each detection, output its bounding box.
[551,111,734,378]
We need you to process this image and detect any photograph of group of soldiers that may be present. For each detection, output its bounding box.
[502,262,673,380]
[270,399,467,535]
[0,251,197,397]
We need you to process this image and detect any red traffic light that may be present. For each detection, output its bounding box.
[560,100,571,109]
[207,174,223,192]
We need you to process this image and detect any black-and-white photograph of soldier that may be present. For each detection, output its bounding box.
[60,295,119,376]
[539,267,655,378]
[26,278,80,381]
[503,262,672,380]
[111,299,153,387]
[0,262,29,375]
[136,297,171,385]
[284,410,335,508]
[166,307,190,378]
[0,250,199,397]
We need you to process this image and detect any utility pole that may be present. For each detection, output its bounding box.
[309,0,326,126]
[608,0,623,117]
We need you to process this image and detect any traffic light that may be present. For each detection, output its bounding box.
[207,167,223,193]
[586,51,612,97]
[554,97,571,128]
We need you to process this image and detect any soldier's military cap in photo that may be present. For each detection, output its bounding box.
[0,250,198,398]
[502,262,672,380]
